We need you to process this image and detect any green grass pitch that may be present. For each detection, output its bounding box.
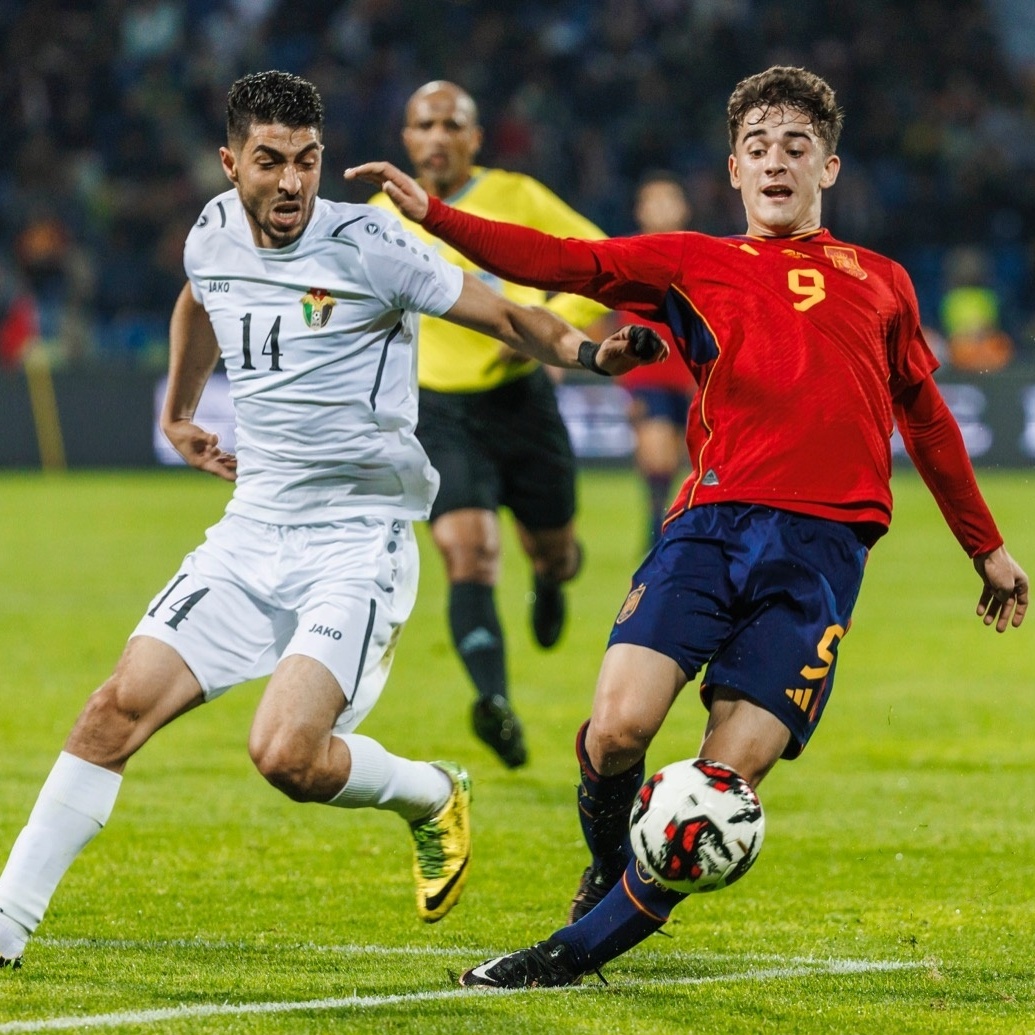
[0,467,1033,1034]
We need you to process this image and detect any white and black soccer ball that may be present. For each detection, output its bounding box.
[629,758,765,894]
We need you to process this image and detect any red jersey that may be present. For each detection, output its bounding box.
[422,200,1002,554]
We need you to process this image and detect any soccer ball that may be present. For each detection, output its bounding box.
[629,758,765,894]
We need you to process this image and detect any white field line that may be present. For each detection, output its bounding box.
[29,938,924,967]
[0,944,925,1034]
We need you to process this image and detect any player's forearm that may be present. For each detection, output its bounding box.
[500,304,586,369]
[423,196,600,293]
[546,292,611,332]
[895,376,1002,557]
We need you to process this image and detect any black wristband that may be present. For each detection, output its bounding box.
[577,340,612,376]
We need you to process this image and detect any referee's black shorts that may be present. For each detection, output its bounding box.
[417,367,577,530]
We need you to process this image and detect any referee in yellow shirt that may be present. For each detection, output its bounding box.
[369,81,609,768]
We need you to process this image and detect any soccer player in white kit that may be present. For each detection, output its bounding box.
[0,71,664,969]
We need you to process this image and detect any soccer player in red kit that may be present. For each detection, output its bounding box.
[348,65,1029,988]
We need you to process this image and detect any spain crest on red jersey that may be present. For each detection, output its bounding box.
[823,246,867,280]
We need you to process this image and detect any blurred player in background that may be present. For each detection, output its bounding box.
[368,81,610,769]
[615,170,695,549]
[349,63,1028,988]
[0,71,663,970]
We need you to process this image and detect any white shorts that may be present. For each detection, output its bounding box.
[131,512,419,733]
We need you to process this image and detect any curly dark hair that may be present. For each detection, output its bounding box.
[226,70,325,146]
[727,66,843,155]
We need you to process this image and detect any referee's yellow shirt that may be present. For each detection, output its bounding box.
[369,167,609,393]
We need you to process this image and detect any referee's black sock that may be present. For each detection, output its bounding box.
[449,581,507,702]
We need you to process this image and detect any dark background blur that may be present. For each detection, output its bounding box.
[2,0,1035,373]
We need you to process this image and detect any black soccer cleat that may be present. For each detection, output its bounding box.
[0,956,22,971]
[568,864,619,923]
[460,938,585,989]
[472,695,528,768]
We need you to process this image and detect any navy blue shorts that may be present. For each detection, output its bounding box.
[626,386,690,428]
[608,504,870,758]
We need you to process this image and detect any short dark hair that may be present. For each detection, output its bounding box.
[636,169,688,195]
[727,66,843,155]
[226,71,325,147]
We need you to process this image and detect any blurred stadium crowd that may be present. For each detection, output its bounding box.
[2,0,1034,369]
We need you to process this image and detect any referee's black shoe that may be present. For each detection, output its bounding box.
[472,695,528,768]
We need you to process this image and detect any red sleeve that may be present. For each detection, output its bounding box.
[887,261,939,394]
[422,196,683,316]
[894,375,1002,557]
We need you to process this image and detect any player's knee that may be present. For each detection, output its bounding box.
[67,678,148,766]
[80,679,131,725]
[249,730,322,802]
[443,545,497,584]
[585,720,650,776]
[433,517,500,582]
[701,688,790,786]
[533,538,580,584]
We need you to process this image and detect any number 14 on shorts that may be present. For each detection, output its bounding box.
[147,573,210,630]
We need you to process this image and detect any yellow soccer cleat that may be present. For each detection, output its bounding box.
[409,761,472,922]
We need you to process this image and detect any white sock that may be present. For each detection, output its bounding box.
[327,734,450,823]
[0,751,122,955]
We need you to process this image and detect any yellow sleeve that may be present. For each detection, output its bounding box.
[369,171,610,391]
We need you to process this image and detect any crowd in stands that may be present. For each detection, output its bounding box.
[2,0,1034,368]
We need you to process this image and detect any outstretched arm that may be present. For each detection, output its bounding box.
[348,160,600,291]
[444,272,667,375]
[895,375,1027,631]
[160,283,237,482]
[346,161,676,312]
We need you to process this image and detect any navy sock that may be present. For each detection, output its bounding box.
[449,581,506,702]
[575,721,644,882]
[552,858,686,969]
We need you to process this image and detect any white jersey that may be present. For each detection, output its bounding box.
[183,190,464,524]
